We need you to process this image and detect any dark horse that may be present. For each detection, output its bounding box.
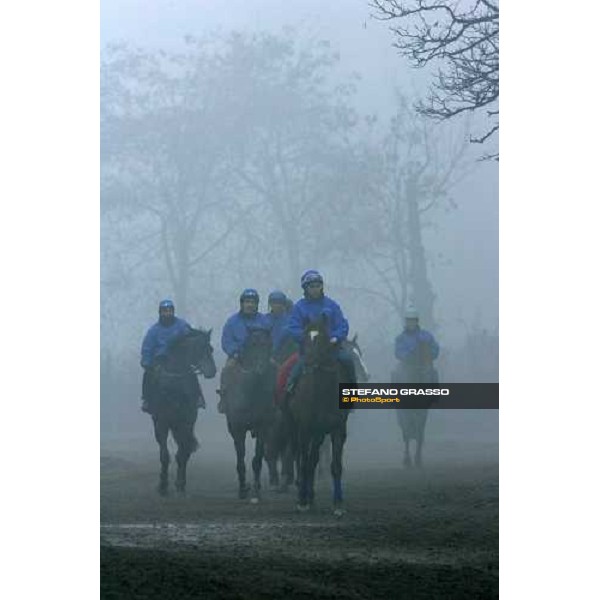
[223,329,277,502]
[288,315,349,515]
[148,328,216,495]
[391,354,438,469]
[316,334,369,478]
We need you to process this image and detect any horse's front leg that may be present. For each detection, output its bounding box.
[414,410,428,468]
[306,433,325,506]
[296,431,311,510]
[173,412,198,494]
[263,427,280,489]
[317,434,331,480]
[331,426,347,515]
[280,441,295,492]
[403,438,413,468]
[265,453,280,489]
[153,417,170,495]
[233,427,249,499]
[251,436,265,503]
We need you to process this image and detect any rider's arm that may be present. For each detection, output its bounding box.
[285,304,305,344]
[221,317,239,358]
[329,301,349,342]
[427,332,440,360]
[141,327,156,368]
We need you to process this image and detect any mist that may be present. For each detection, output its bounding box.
[100,0,498,462]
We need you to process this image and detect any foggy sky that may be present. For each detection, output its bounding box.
[101,0,498,347]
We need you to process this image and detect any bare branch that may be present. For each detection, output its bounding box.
[371,0,499,158]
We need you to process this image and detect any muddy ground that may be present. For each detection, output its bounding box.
[101,439,498,600]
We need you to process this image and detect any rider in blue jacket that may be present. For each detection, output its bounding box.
[218,289,271,413]
[140,299,192,412]
[264,290,296,364]
[394,306,440,382]
[285,270,357,393]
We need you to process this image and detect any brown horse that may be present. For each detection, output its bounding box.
[149,328,216,495]
[223,329,278,502]
[391,342,438,468]
[317,334,369,478]
[288,315,348,515]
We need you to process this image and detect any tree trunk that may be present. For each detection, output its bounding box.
[406,176,436,331]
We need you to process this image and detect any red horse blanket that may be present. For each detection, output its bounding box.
[275,352,299,405]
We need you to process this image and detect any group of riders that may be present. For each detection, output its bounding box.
[140,269,440,414]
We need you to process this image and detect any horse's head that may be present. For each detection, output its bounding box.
[168,328,217,379]
[303,314,336,366]
[240,328,272,373]
[343,333,370,382]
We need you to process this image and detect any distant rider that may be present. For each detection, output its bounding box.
[140,299,193,413]
[394,306,440,383]
[217,289,271,413]
[265,290,297,365]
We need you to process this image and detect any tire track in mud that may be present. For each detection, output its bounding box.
[100,519,494,570]
[101,460,498,598]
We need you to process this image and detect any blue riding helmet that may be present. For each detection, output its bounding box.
[268,290,287,304]
[159,299,175,311]
[300,270,323,289]
[239,288,260,303]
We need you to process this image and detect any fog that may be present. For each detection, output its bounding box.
[100,0,498,460]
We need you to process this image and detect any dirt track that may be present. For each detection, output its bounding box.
[101,451,498,599]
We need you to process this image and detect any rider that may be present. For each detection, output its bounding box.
[140,299,192,413]
[265,290,297,365]
[394,306,440,382]
[217,288,272,414]
[285,270,357,394]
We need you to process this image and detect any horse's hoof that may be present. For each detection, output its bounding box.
[296,503,310,513]
[239,487,250,500]
[250,497,259,504]
[333,507,346,518]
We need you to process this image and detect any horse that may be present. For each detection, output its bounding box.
[148,328,216,495]
[288,315,349,515]
[222,329,278,502]
[263,336,299,493]
[391,358,438,468]
[316,333,370,477]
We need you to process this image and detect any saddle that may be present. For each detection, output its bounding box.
[143,369,205,410]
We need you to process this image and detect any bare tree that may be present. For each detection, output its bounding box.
[220,31,362,291]
[371,0,499,160]
[337,95,470,330]
[101,39,247,314]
